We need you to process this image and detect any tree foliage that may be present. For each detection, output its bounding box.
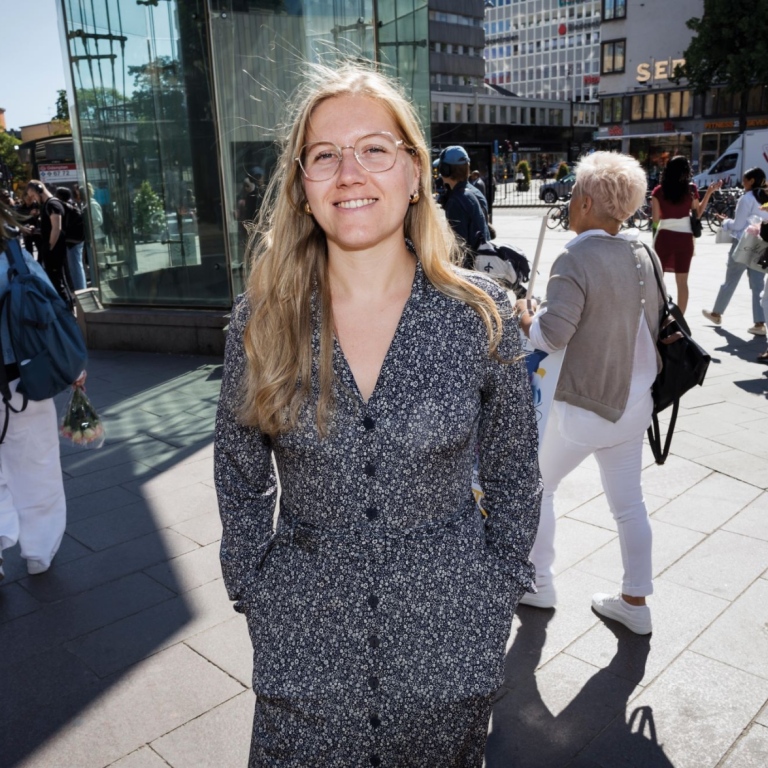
[676,0,768,133]
[55,89,70,121]
[0,131,25,188]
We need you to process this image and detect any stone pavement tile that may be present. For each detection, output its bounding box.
[708,426,768,461]
[666,430,737,460]
[67,482,217,551]
[672,410,747,438]
[146,422,217,449]
[573,519,705,588]
[719,724,768,768]
[64,461,157,500]
[21,645,244,768]
[120,456,214,499]
[0,582,41,624]
[639,457,712,501]
[133,393,215,419]
[95,410,170,442]
[108,747,170,768]
[19,528,198,603]
[61,435,180,478]
[675,387,726,409]
[171,509,222,547]
[577,652,768,768]
[651,472,761,533]
[185,614,252,687]
[65,578,234,677]
[757,700,768,727]
[487,652,642,768]
[151,690,252,768]
[693,448,768,489]
[689,400,763,426]
[723,492,768,542]
[508,569,610,672]
[145,542,222,595]
[0,647,105,767]
[567,579,727,685]
[660,530,768,601]
[551,518,616,576]
[67,485,144,524]
[0,572,174,669]
[691,578,768,681]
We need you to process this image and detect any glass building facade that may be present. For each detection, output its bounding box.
[58,0,428,324]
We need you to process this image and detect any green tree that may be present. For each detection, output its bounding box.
[516,160,531,192]
[132,181,165,239]
[54,89,70,121]
[555,162,570,181]
[0,131,25,189]
[676,0,768,134]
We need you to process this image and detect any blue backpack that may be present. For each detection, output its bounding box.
[0,236,87,410]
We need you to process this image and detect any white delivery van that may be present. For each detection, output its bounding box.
[693,129,768,188]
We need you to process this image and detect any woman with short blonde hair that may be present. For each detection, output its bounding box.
[215,62,541,765]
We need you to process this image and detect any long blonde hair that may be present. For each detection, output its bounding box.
[240,62,504,437]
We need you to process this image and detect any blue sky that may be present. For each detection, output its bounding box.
[1,0,67,129]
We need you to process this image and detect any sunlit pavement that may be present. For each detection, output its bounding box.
[0,212,767,767]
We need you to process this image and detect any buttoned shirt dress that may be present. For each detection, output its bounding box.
[214,260,542,766]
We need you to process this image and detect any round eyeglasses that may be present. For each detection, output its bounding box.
[296,132,410,182]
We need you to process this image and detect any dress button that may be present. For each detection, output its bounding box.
[365,462,376,477]
[641,299,646,304]
[368,675,379,690]
[370,714,381,729]
[370,756,381,767]
[368,634,380,648]
[637,264,642,269]
[363,416,376,430]
[366,507,379,521]
[368,595,379,609]
[640,281,644,285]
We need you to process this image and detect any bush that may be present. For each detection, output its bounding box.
[132,181,165,239]
[556,162,570,181]
[516,160,531,192]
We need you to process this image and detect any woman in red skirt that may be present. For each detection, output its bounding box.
[651,156,720,314]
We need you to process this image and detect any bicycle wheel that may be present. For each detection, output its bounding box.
[546,206,562,229]
[705,207,720,233]
[559,210,570,231]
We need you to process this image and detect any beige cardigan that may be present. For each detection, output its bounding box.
[537,235,663,423]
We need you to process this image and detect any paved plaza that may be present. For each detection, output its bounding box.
[1,210,767,767]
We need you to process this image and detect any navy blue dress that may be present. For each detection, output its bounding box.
[214,259,542,766]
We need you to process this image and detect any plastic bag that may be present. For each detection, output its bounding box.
[59,387,106,449]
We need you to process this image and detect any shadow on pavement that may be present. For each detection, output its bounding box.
[0,352,223,766]
[487,606,674,768]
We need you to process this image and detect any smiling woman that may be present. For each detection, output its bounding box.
[214,62,542,767]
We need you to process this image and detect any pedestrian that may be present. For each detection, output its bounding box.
[0,199,82,580]
[55,186,87,292]
[214,62,541,766]
[701,167,768,336]
[470,169,487,202]
[516,151,663,635]
[434,146,490,267]
[24,180,73,307]
[651,156,720,314]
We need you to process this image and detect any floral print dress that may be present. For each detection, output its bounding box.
[214,259,542,767]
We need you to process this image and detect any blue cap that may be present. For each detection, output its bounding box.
[433,145,470,167]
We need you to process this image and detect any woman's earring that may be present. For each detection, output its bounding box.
[304,202,312,215]
[409,191,420,204]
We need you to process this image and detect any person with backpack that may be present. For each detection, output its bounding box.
[24,180,73,307]
[0,200,86,580]
[55,187,87,291]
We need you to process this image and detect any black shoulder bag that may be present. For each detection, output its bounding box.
[643,244,711,464]
[689,184,703,238]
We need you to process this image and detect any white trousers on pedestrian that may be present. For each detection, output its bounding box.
[529,398,654,598]
[0,379,66,568]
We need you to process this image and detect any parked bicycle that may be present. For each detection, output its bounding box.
[623,195,652,231]
[702,187,743,233]
[546,201,570,231]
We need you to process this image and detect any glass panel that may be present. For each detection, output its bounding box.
[643,94,655,120]
[61,0,229,307]
[614,41,625,72]
[613,97,623,123]
[631,95,643,121]
[656,93,668,120]
[682,90,693,117]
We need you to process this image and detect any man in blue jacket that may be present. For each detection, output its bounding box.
[434,146,490,268]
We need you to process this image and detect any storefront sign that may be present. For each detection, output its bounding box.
[568,18,601,31]
[584,75,600,86]
[705,117,768,130]
[636,58,685,83]
[608,125,623,137]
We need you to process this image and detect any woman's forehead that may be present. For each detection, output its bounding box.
[305,94,398,142]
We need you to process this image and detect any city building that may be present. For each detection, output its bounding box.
[56,0,430,355]
[596,0,768,179]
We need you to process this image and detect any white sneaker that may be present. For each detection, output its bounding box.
[518,582,557,609]
[591,593,652,635]
[27,559,49,576]
[748,324,767,336]
[701,310,722,325]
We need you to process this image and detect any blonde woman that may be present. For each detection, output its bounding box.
[214,64,541,766]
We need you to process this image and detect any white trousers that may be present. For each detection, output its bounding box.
[0,379,66,568]
[530,399,654,598]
